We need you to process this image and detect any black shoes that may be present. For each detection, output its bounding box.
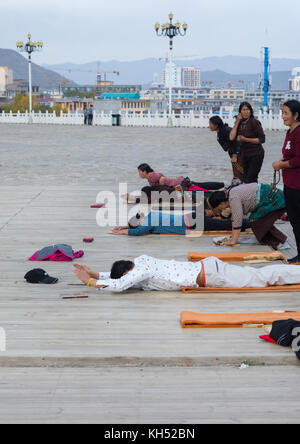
[288,256,300,264]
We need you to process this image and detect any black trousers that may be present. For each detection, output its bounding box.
[284,185,300,256]
[191,181,224,190]
[138,182,224,204]
[243,153,265,184]
[137,185,174,203]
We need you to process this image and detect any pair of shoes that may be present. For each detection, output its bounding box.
[288,256,300,264]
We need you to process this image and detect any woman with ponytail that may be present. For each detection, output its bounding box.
[209,116,243,181]
[273,100,300,263]
[122,163,225,204]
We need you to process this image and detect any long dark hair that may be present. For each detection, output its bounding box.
[208,191,228,209]
[239,101,254,118]
[110,260,134,279]
[283,100,300,122]
[138,163,154,174]
[209,116,226,129]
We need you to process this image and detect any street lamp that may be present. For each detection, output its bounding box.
[155,13,187,126]
[16,34,43,120]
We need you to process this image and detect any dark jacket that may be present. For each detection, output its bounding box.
[217,124,239,156]
[237,117,265,157]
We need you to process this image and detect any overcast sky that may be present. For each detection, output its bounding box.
[2,0,300,65]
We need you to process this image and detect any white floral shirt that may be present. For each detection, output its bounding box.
[96,255,203,292]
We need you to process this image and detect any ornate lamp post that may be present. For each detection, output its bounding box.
[155,13,187,126]
[16,34,43,120]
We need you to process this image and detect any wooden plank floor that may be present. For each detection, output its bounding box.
[0,125,299,423]
[0,185,299,367]
[0,366,300,424]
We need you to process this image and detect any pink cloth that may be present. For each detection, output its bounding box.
[188,186,210,192]
[29,250,84,262]
[147,172,184,188]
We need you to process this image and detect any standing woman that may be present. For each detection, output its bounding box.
[273,100,300,264]
[230,102,266,183]
[209,116,244,181]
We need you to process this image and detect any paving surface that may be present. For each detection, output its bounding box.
[0,124,299,424]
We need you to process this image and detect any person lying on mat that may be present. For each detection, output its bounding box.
[110,211,250,236]
[208,183,287,250]
[121,163,225,203]
[73,255,300,292]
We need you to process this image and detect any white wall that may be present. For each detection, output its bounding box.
[0,109,286,131]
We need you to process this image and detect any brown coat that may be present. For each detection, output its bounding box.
[238,117,265,157]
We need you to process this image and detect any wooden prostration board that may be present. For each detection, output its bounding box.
[187,251,288,263]
[180,311,300,328]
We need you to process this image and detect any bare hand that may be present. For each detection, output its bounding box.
[205,209,215,217]
[236,113,243,123]
[237,135,246,143]
[231,154,238,163]
[73,265,90,284]
[111,228,127,235]
[73,263,92,275]
[272,161,282,172]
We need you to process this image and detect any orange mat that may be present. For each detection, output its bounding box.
[180,311,300,328]
[188,251,287,263]
[182,284,300,294]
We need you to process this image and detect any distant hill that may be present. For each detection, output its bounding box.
[44,55,296,90]
[0,48,75,90]
[0,50,296,91]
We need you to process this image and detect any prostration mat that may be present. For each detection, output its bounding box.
[187,251,287,263]
[180,311,300,328]
[182,284,300,294]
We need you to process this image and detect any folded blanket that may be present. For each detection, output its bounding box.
[180,311,300,328]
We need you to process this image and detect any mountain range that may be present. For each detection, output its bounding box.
[1,49,299,91]
[43,55,298,90]
[0,49,74,90]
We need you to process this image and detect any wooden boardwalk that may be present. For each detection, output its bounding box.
[0,125,299,423]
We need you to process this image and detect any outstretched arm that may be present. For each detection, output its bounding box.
[73,264,100,280]
[96,266,151,292]
[73,264,151,293]
[73,264,110,288]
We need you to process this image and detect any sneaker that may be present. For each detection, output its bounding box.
[288,256,300,264]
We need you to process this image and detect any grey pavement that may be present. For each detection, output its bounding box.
[0,124,299,424]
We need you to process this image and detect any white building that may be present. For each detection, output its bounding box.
[182,67,201,88]
[289,67,300,91]
[0,66,13,93]
[163,62,182,88]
